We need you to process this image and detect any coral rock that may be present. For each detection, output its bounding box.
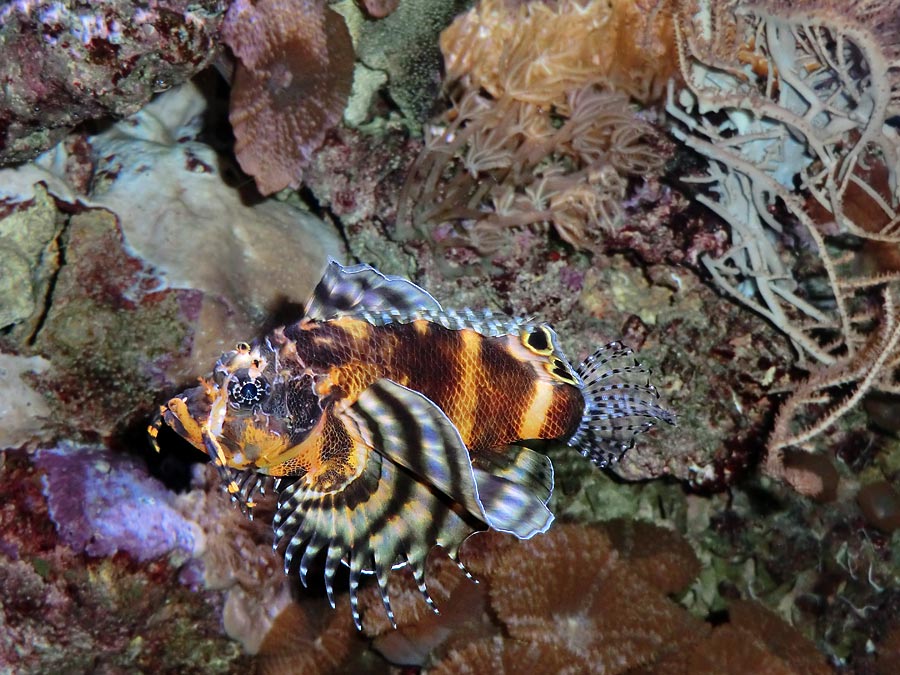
[0,0,225,165]
[0,353,52,448]
[34,446,202,562]
[0,183,63,332]
[174,464,290,655]
[0,81,344,441]
[356,0,470,123]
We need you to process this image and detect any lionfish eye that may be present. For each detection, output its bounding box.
[228,369,271,407]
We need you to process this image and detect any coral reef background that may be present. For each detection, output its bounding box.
[2,0,900,672]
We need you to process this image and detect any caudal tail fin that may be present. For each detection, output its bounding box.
[567,341,676,468]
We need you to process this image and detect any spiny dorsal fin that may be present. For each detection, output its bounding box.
[305,260,442,321]
[357,306,535,337]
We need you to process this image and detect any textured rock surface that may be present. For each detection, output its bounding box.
[0,184,63,331]
[0,449,252,672]
[0,81,345,442]
[0,0,226,165]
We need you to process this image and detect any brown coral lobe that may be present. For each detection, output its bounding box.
[223,0,354,195]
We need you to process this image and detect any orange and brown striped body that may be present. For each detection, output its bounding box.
[277,315,584,454]
[151,261,674,631]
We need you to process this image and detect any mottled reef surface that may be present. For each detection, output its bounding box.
[2,0,900,673]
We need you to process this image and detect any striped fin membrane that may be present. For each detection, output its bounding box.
[273,379,555,630]
[469,445,554,537]
[354,381,554,540]
[309,261,538,339]
[568,341,676,467]
[305,260,442,321]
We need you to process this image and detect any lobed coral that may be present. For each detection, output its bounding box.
[222,0,355,195]
[666,0,900,488]
[399,0,672,254]
[325,520,834,673]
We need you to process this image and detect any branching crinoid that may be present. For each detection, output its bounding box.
[666,0,900,487]
[397,0,672,255]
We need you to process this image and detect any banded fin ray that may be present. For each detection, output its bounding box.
[357,306,535,337]
[470,445,554,536]
[471,445,554,506]
[354,380,555,539]
[273,407,481,630]
[306,260,442,321]
[568,341,677,467]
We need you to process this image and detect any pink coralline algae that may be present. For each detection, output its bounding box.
[34,446,202,562]
[0,0,225,165]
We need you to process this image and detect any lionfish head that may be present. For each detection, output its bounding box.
[153,341,324,475]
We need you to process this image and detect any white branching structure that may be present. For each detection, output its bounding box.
[666,0,900,484]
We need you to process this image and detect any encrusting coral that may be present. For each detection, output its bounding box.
[399,0,674,253]
[666,0,900,490]
[222,0,355,195]
[353,522,705,671]
[340,521,829,673]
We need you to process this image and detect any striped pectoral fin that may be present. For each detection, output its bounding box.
[350,379,489,527]
[470,445,555,538]
[354,379,555,540]
[273,400,482,631]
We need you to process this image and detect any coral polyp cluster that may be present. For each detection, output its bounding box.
[440,0,677,105]
[399,0,674,252]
